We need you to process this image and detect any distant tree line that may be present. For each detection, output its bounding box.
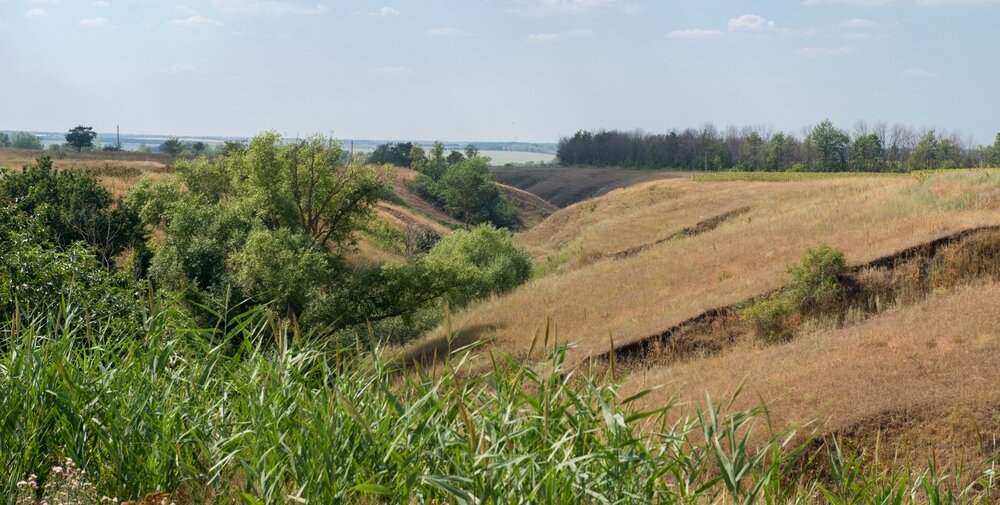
[557,121,1000,171]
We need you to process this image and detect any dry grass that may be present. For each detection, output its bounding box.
[400,171,1000,366]
[621,281,1000,469]
[0,148,173,198]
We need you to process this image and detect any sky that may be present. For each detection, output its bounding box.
[1,0,999,143]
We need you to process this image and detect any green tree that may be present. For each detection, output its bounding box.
[0,132,10,148]
[190,141,210,155]
[160,137,186,156]
[11,132,43,150]
[464,144,480,159]
[425,141,448,179]
[909,131,939,170]
[989,133,1000,167]
[850,133,884,171]
[737,132,765,171]
[765,132,795,171]
[409,144,428,171]
[134,132,390,323]
[806,120,850,171]
[65,125,98,152]
[439,156,520,228]
[446,151,465,165]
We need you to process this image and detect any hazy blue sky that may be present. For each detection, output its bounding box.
[1,0,998,142]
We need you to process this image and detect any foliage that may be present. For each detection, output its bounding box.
[416,155,521,228]
[367,141,415,167]
[0,156,146,270]
[0,207,142,332]
[0,132,10,148]
[806,120,850,172]
[558,123,995,172]
[741,245,848,340]
[2,305,995,503]
[158,137,185,156]
[786,244,849,313]
[739,295,795,342]
[64,126,97,152]
[425,224,531,308]
[132,132,509,338]
[11,132,43,150]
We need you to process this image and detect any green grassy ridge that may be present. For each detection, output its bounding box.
[1,304,996,503]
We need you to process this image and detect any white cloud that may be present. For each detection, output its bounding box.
[902,67,939,78]
[92,0,110,7]
[667,28,722,39]
[378,6,399,16]
[160,63,196,74]
[511,0,632,16]
[370,66,412,75]
[169,5,223,26]
[79,17,111,26]
[728,14,777,32]
[840,18,879,28]
[795,45,855,56]
[526,32,561,42]
[24,7,47,17]
[212,0,328,15]
[427,27,475,36]
[843,31,873,39]
[175,4,199,16]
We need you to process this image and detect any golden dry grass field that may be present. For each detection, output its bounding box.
[398,168,1000,470]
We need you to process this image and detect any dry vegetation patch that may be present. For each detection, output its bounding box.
[401,171,1000,367]
[621,281,1000,470]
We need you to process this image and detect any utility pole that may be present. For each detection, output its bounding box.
[116,125,121,151]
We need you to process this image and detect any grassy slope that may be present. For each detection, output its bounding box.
[402,171,1000,364]
[491,166,686,207]
[623,280,1000,469]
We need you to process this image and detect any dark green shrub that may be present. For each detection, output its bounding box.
[425,224,532,308]
[0,156,146,270]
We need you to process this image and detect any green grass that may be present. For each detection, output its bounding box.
[1,303,997,503]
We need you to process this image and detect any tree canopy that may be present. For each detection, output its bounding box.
[65,125,98,152]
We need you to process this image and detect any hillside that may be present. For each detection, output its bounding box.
[623,280,1000,468]
[398,169,1000,470]
[401,170,1000,361]
[491,166,686,207]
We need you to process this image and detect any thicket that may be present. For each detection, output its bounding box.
[558,121,1000,172]
[0,133,531,347]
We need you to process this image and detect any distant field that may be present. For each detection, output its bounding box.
[492,166,685,207]
[480,150,555,165]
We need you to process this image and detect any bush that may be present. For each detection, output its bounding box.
[425,224,531,308]
[0,207,142,333]
[0,156,146,270]
[739,296,794,342]
[740,245,847,341]
[786,244,848,313]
